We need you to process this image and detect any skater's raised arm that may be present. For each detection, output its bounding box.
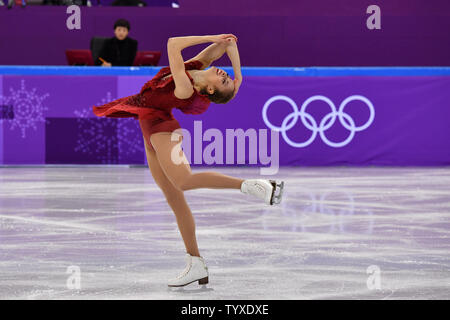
[167,34,238,99]
[185,37,238,69]
[225,39,242,100]
[168,34,237,53]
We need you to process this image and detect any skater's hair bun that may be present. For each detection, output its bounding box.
[200,86,235,104]
[114,19,131,31]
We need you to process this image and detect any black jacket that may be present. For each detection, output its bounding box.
[96,37,138,66]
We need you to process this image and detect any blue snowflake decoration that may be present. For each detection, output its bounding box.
[0,80,49,138]
[74,92,144,164]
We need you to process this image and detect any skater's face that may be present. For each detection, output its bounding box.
[204,66,235,96]
[114,27,129,41]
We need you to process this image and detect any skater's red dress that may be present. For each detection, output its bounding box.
[92,59,211,151]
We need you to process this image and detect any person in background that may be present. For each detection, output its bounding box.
[42,0,95,5]
[112,0,146,6]
[96,19,138,67]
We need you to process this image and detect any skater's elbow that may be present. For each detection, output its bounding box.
[167,38,179,50]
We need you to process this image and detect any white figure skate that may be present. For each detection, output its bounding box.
[240,179,284,205]
[167,253,209,287]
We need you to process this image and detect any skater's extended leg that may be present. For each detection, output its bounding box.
[150,132,244,191]
[143,135,200,257]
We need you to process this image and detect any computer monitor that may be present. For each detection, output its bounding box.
[66,49,95,66]
[133,51,161,66]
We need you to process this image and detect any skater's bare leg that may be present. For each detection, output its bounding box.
[150,132,244,191]
[143,136,200,257]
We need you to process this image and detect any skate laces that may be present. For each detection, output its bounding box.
[176,258,192,279]
[248,181,266,198]
[174,256,207,279]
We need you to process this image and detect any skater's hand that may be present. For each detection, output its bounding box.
[102,61,112,67]
[211,34,238,45]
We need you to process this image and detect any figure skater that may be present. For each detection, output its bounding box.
[93,34,284,287]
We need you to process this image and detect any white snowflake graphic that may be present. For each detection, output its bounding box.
[74,92,144,164]
[0,80,49,138]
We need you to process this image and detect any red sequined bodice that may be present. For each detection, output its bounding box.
[92,59,211,120]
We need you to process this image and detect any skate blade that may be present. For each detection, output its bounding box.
[269,180,284,205]
[168,276,209,287]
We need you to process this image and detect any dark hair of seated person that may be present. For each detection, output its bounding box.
[112,0,147,7]
[114,19,131,31]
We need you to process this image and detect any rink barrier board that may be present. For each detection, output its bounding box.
[0,66,449,166]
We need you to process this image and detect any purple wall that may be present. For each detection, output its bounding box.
[1,68,450,167]
[0,0,449,67]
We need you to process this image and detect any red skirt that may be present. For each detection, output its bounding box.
[93,95,181,152]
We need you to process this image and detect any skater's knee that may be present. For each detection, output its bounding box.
[154,179,184,201]
[172,174,193,192]
[163,188,184,203]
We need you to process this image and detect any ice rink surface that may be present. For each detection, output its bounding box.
[0,166,449,300]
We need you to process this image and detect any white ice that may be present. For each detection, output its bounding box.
[0,166,449,299]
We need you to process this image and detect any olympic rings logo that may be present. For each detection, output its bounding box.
[262,95,375,148]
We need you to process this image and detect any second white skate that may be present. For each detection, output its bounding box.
[240,179,284,205]
[167,253,209,287]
